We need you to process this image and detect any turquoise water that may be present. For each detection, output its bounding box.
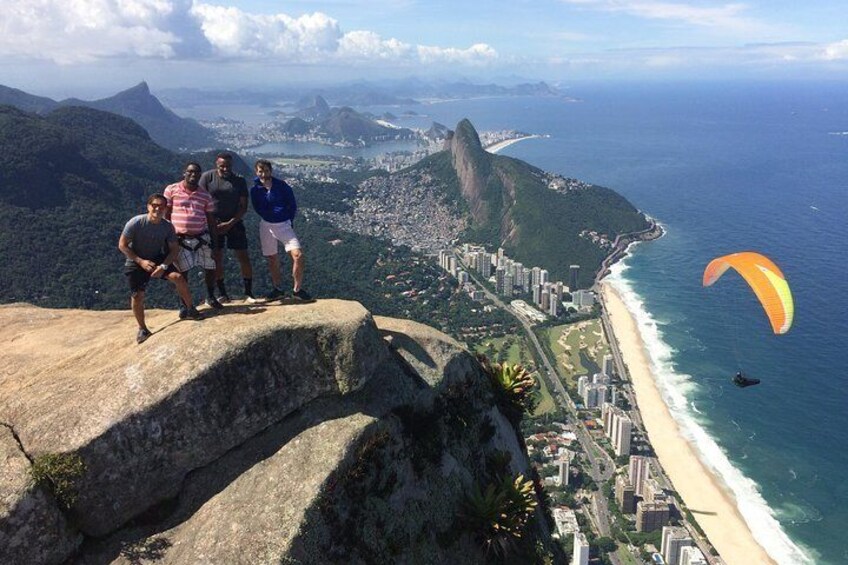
[396,84,848,564]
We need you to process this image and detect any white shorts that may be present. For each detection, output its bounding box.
[175,235,216,272]
[259,219,301,256]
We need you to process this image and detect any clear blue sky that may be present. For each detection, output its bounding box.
[1,0,846,97]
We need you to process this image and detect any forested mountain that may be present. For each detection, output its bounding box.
[407,119,650,286]
[0,82,215,151]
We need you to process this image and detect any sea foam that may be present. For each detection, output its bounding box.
[606,251,815,565]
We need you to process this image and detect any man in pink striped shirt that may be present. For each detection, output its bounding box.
[164,162,222,313]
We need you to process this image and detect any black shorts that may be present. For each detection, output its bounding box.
[125,260,180,295]
[212,219,248,251]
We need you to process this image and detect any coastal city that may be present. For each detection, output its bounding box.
[433,241,719,565]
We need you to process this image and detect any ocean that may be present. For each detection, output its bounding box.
[399,82,847,564]
[181,82,848,563]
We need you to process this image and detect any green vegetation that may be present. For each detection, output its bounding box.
[30,452,86,509]
[460,473,538,561]
[480,359,538,426]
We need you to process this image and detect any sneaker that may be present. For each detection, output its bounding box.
[292,289,314,302]
[264,288,285,301]
[179,304,189,319]
[185,307,203,320]
[218,294,231,304]
[205,297,224,310]
[244,294,259,304]
[136,328,152,344]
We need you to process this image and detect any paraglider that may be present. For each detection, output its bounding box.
[703,251,794,388]
[733,372,761,388]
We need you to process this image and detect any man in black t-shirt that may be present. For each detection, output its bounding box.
[200,152,255,302]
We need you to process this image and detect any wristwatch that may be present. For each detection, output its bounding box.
[159,264,169,271]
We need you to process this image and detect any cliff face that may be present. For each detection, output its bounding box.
[445,119,496,228]
[0,301,536,564]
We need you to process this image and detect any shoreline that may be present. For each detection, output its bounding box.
[600,281,776,564]
[485,134,541,153]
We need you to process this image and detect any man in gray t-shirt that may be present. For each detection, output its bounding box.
[118,193,202,344]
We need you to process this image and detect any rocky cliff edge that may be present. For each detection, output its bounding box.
[0,300,533,564]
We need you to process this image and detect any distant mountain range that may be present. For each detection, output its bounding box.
[0,82,215,151]
[283,95,416,143]
[157,80,565,109]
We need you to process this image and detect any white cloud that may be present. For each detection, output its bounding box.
[417,43,498,65]
[0,0,496,68]
[820,40,848,61]
[560,0,766,33]
[0,0,181,63]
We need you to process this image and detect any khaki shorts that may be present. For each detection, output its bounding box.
[259,219,301,256]
[175,234,216,271]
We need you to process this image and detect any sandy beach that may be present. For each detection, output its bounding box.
[485,134,540,153]
[601,282,775,565]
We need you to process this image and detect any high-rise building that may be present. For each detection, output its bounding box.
[661,526,694,565]
[495,267,506,294]
[636,501,670,532]
[522,270,532,292]
[615,474,636,513]
[577,375,589,397]
[532,284,542,306]
[593,372,610,385]
[531,267,541,287]
[479,252,491,278]
[629,456,650,497]
[558,456,570,486]
[569,264,580,291]
[555,281,564,302]
[457,271,469,285]
[503,272,514,296]
[602,354,613,377]
[644,477,668,504]
[541,288,550,311]
[572,532,590,565]
[540,269,549,285]
[548,295,559,316]
[603,404,632,456]
[448,256,457,276]
[679,546,708,565]
[612,413,632,457]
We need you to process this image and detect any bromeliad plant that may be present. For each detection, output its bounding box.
[479,356,538,425]
[460,472,539,561]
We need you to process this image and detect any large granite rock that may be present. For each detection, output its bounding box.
[0,300,385,536]
[0,300,538,564]
[0,426,81,564]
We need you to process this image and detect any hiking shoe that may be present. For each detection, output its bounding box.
[179,304,189,319]
[244,294,259,304]
[264,288,285,301]
[185,307,203,320]
[136,328,152,344]
[218,294,231,304]
[292,289,314,302]
[205,297,224,310]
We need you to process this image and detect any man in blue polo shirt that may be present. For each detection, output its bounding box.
[249,159,312,302]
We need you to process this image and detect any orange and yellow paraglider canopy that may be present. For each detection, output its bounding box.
[703,252,794,335]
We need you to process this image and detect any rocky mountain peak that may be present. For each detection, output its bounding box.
[0,300,537,563]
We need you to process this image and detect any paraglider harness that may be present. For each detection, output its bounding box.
[177,232,210,251]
